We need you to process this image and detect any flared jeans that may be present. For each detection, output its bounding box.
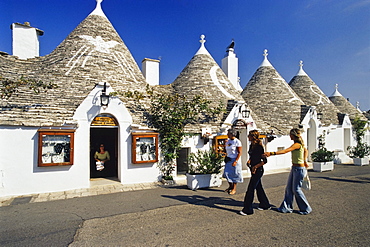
[242,167,270,215]
[279,166,312,214]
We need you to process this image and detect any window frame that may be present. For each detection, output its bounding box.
[132,132,159,164]
[214,135,228,156]
[38,129,75,167]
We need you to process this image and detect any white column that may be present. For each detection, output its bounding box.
[222,46,242,91]
[11,22,43,59]
[142,58,160,86]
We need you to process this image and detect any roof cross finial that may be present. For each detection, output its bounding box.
[260,49,272,67]
[330,83,342,97]
[90,0,106,18]
[195,34,209,55]
[263,49,268,58]
[297,60,308,76]
[200,34,206,44]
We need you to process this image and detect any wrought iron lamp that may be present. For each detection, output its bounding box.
[100,82,110,106]
[242,109,250,118]
[317,112,323,121]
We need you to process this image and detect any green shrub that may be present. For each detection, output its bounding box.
[187,148,224,174]
[311,147,335,162]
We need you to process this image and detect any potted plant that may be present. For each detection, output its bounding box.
[311,147,335,172]
[347,116,370,166]
[186,148,224,190]
[310,133,335,172]
[347,143,370,166]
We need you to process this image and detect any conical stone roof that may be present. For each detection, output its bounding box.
[0,0,148,126]
[41,1,147,90]
[170,35,246,133]
[289,61,341,126]
[241,50,305,134]
[172,35,243,102]
[329,84,367,121]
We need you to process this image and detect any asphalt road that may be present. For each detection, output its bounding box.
[1,164,370,246]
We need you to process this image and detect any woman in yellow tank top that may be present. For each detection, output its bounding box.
[264,128,312,215]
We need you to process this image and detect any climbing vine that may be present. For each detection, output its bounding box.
[122,86,225,179]
[0,75,57,99]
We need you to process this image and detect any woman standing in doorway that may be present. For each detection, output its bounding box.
[264,128,312,215]
[94,144,110,171]
[223,129,243,195]
[240,130,270,215]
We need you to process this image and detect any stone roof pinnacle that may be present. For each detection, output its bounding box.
[330,83,343,97]
[259,49,273,67]
[89,0,107,18]
[195,34,211,55]
[297,60,308,76]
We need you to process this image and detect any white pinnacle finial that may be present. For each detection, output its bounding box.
[260,49,272,67]
[263,49,268,57]
[330,83,342,97]
[297,60,308,76]
[195,34,210,55]
[356,101,363,112]
[90,0,106,18]
[200,34,206,44]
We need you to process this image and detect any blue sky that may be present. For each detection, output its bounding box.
[1,0,369,110]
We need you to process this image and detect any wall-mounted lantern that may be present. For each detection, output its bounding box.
[317,112,323,121]
[242,109,250,118]
[100,82,110,106]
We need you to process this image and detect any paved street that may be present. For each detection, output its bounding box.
[1,164,370,246]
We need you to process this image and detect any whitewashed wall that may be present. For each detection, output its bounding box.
[263,135,295,172]
[0,126,89,197]
[74,83,160,185]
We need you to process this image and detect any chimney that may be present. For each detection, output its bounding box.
[222,40,242,91]
[142,58,160,86]
[11,22,44,59]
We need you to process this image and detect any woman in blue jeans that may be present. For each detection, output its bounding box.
[223,129,243,195]
[264,128,312,215]
[240,130,270,216]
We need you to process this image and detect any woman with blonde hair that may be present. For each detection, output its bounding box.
[240,130,270,216]
[264,128,312,215]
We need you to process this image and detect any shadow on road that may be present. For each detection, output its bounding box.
[316,176,370,184]
[162,194,243,213]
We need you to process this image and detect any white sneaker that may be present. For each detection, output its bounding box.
[257,207,271,211]
[239,211,248,216]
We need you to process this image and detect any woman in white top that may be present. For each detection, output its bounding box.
[223,129,243,194]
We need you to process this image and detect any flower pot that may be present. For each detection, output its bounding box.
[161,177,175,185]
[353,157,369,166]
[186,173,222,190]
[313,161,334,172]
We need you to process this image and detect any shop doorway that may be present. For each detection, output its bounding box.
[90,114,119,178]
[177,148,190,175]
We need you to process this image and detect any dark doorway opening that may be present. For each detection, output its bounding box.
[177,148,190,175]
[90,128,118,178]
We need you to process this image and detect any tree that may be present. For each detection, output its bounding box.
[347,115,370,158]
[147,92,224,179]
[122,86,224,179]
